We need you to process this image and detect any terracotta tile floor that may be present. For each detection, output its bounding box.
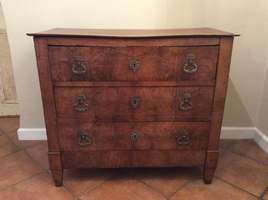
[0,117,267,200]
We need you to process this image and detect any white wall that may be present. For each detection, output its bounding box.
[257,0,268,135]
[206,0,268,127]
[0,3,5,29]
[258,67,268,135]
[1,0,268,135]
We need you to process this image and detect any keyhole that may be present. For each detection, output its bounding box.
[130,131,139,142]
[129,59,140,72]
[130,96,140,109]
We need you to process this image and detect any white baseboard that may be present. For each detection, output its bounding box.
[220,127,256,139]
[254,128,268,154]
[17,128,47,140]
[17,126,268,153]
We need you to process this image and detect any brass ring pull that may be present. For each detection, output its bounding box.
[179,93,192,111]
[130,96,140,109]
[74,95,88,112]
[176,129,190,145]
[130,131,139,142]
[129,59,140,72]
[183,54,198,74]
[72,58,87,75]
[77,130,92,147]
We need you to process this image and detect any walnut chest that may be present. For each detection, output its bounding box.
[28,28,236,186]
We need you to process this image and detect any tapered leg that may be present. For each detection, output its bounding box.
[203,167,216,184]
[51,169,63,186]
[203,150,218,184]
[48,151,63,186]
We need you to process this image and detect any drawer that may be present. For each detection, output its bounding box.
[62,150,206,168]
[57,120,209,151]
[55,87,214,121]
[49,46,218,82]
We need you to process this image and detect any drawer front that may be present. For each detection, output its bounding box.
[57,121,209,151]
[62,150,206,168]
[49,46,218,82]
[55,87,214,121]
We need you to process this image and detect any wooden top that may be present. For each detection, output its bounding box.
[27,28,238,38]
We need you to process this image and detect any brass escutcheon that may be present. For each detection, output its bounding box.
[176,129,190,145]
[72,57,87,75]
[179,93,193,111]
[74,95,88,112]
[77,130,92,147]
[183,53,198,74]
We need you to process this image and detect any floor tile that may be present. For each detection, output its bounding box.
[0,173,73,200]
[133,167,200,198]
[0,151,43,189]
[216,151,268,196]
[228,139,268,166]
[25,142,49,170]
[0,140,19,158]
[0,132,19,158]
[219,139,236,150]
[64,168,115,197]
[170,179,256,200]
[79,177,166,200]
[0,131,10,146]
[0,117,19,133]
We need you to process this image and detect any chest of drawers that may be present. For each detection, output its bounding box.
[28,28,236,186]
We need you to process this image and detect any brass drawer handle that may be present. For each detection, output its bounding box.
[183,54,198,74]
[130,131,139,142]
[179,93,192,111]
[77,130,92,147]
[72,58,87,75]
[129,59,140,72]
[130,96,140,109]
[176,129,190,145]
[74,95,88,112]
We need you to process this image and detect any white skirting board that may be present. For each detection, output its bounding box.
[17,128,47,140]
[17,126,268,154]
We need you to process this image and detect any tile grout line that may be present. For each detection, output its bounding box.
[3,125,49,171]
[226,148,268,167]
[133,179,168,200]
[62,184,79,200]
[4,128,43,151]
[218,145,266,198]
[135,171,200,200]
[0,171,45,192]
[67,189,81,200]
[0,127,22,160]
[214,176,260,198]
[0,125,53,193]
[220,140,268,167]
[167,178,200,200]
[0,128,4,135]
[76,173,116,198]
[40,170,79,200]
[21,142,81,199]
[23,146,49,172]
[0,146,21,159]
